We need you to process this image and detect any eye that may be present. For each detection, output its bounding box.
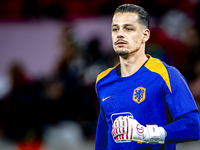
[112,28,118,32]
[126,28,133,31]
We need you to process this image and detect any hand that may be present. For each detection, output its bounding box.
[112,116,165,144]
[112,116,148,143]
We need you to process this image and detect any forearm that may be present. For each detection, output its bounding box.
[164,111,200,143]
[95,112,108,150]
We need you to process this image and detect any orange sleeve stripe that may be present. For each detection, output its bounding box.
[145,55,172,93]
[96,63,120,84]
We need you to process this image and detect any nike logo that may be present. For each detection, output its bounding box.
[102,96,111,102]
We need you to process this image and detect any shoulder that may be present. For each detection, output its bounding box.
[144,55,173,93]
[145,55,187,93]
[96,63,120,84]
[145,55,175,73]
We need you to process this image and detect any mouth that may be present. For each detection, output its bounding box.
[115,40,128,47]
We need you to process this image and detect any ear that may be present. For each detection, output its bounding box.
[142,29,150,43]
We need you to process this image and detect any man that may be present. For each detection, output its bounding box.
[95,4,200,150]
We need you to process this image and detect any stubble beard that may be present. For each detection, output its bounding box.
[115,49,129,56]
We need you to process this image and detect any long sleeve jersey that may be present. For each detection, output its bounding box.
[95,55,200,150]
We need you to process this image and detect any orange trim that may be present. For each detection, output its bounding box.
[145,55,172,93]
[96,63,120,84]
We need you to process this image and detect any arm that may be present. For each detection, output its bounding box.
[95,107,108,150]
[163,66,200,143]
[112,111,200,144]
[112,66,200,144]
[164,111,200,143]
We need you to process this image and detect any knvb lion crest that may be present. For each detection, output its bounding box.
[133,87,146,104]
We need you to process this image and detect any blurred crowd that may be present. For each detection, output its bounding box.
[0,0,200,149]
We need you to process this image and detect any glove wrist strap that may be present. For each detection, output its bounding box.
[144,125,165,144]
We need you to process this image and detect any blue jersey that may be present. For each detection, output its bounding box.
[95,55,199,150]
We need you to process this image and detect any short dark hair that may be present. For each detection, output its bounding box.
[114,4,150,29]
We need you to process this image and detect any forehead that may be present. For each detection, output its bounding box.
[112,12,139,26]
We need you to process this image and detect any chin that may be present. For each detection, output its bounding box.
[115,49,129,56]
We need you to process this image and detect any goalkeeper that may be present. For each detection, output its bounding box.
[95,4,200,150]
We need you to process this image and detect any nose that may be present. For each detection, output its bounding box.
[117,30,124,39]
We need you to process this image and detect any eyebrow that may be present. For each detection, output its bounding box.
[112,24,136,28]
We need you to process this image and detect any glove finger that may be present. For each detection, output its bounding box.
[116,133,130,141]
[114,127,127,137]
[112,121,120,137]
[112,116,125,136]
[112,127,120,137]
[112,119,118,136]
[116,134,123,141]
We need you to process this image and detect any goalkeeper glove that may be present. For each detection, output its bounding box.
[112,116,166,144]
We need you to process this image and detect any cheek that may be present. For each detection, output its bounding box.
[112,33,116,40]
[112,35,117,46]
[112,36,115,42]
[132,34,142,44]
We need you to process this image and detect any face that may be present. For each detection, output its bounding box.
[112,12,149,56]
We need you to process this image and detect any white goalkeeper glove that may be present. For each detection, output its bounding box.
[112,116,166,144]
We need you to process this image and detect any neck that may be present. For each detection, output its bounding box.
[119,53,148,77]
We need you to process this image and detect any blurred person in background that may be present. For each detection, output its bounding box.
[95,4,200,150]
[189,59,200,112]
[44,25,100,139]
[2,62,43,150]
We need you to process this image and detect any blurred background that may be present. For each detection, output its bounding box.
[0,0,200,149]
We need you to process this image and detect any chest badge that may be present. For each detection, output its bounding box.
[133,87,146,104]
